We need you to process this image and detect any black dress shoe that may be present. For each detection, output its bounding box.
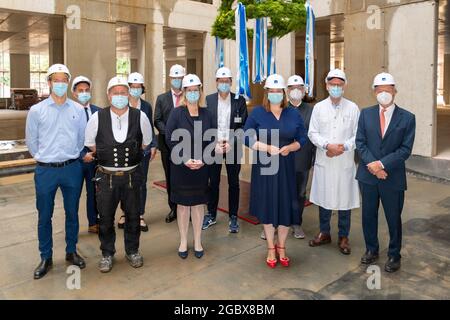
[66,252,86,269]
[360,251,379,265]
[165,209,177,223]
[385,257,401,273]
[194,250,204,259]
[34,258,53,280]
[178,250,188,259]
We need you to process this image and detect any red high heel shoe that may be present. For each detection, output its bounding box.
[276,246,290,267]
[266,248,277,268]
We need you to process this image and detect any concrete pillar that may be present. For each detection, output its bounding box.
[9,54,30,88]
[386,1,438,157]
[65,19,116,108]
[130,59,138,73]
[444,54,450,106]
[276,33,296,80]
[49,39,64,65]
[202,32,216,97]
[316,34,331,101]
[145,23,164,108]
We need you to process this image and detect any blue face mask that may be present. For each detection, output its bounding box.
[217,83,231,93]
[171,79,182,89]
[329,85,344,98]
[267,92,284,105]
[52,82,68,97]
[130,88,143,98]
[111,95,129,109]
[186,91,200,104]
[77,92,91,105]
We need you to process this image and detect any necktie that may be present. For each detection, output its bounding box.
[175,93,181,107]
[380,108,387,138]
[84,107,89,121]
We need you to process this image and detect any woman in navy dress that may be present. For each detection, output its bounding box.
[244,74,307,268]
[165,74,212,259]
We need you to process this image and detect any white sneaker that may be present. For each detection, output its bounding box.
[260,230,266,240]
[293,225,305,239]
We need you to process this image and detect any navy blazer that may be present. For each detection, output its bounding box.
[80,104,100,158]
[139,98,158,151]
[355,104,416,191]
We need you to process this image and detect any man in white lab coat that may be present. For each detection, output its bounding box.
[308,69,360,255]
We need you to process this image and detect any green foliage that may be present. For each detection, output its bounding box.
[212,0,307,40]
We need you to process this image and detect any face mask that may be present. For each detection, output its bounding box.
[186,91,200,104]
[77,92,91,105]
[171,79,182,89]
[328,85,344,99]
[268,92,284,105]
[130,88,143,98]
[52,83,68,97]
[289,88,304,101]
[111,95,129,109]
[218,83,231,93]
[377,91,393,106]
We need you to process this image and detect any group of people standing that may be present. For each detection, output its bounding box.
[25,62,415,280]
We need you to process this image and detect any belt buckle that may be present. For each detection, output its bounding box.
[116,171,125,176]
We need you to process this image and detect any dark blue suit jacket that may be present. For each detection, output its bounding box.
[139,98,158,152]
[80,104,100,158]
[356,104,416,191]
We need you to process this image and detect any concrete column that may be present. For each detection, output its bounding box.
[130,59,138,73]
[276,33,296,80]
[49,39,64,65]
[386,1,438,157]
[316,34,331,101]
[145,23,164,107]
[9,54,30,88]
[65,19,116,107]
[444,54,450,106]
[202,32,216,96]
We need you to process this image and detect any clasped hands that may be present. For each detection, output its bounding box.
[325,144,345,158]
[185,159,204,170]
[367,161,388,180]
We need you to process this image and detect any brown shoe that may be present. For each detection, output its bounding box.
[338,236,351,255]
[309,232,331,247]
[88,224,99,234]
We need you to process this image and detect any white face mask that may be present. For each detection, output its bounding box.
[289,88,304,101]
[377,91,393,106]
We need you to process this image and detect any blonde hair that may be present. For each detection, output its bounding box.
[179,86,206,107]
[262,89,288,111]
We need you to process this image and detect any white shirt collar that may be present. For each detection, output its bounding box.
[379,103,395,115]
[110,108,129,119]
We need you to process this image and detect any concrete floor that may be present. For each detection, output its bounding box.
[0,154,449,300]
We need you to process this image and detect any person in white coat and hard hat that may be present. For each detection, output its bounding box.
[308,69,360,255]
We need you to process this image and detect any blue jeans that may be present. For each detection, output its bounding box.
[80,160,98,226]
[34,161,83,259]
[319,206,351,238]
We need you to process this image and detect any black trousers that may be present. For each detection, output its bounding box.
[207,160,241,219]
[295,170,310,226]
[161,150,176,211]
[359,182,405,260]
[95,167,143,256]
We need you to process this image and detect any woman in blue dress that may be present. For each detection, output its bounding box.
[244,74,307,268]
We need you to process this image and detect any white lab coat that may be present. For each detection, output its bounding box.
[308,97,360,210]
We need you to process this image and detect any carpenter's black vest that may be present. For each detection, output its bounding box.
[95,107,143,168]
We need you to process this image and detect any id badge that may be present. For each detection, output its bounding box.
[234,117,242,124]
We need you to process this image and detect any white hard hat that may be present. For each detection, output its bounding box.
[326,69,347,83]
[287,75,305,87]
[216,67,232,79]
[264,74,286,89]
[372,72,396,88]
[107,76,130,94]
[128,72,144,84]
[47,64,71,81]
[169,64,186,78]
[182,74,202,88]
[71,76,92,92]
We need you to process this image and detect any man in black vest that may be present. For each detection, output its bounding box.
[287,75,315,239]
[203,67,248,233]
[154,64,186,223]
[85,76,153,273]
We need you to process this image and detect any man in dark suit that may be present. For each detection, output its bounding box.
[287,75,315,240]
[72,76,100,234]
[202,67,248,233]
[356,73,416,273]
[154,64,186,223]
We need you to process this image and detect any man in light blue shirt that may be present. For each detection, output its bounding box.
[26,63,87,280]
